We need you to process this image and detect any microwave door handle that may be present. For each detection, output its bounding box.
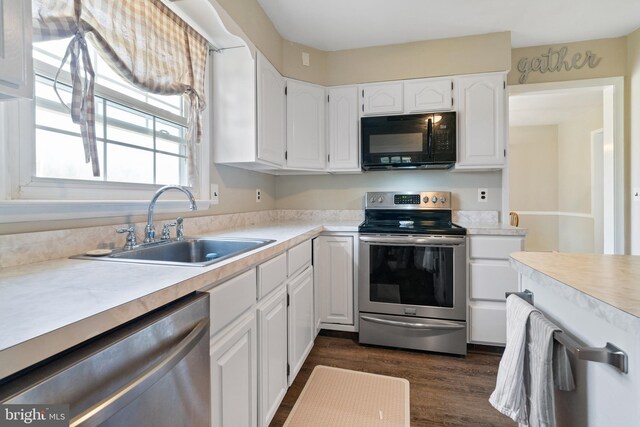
[427,117,433,159]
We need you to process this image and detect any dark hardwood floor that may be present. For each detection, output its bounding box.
[270,332,516,427]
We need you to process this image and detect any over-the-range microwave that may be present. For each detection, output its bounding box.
[361,112,456,170]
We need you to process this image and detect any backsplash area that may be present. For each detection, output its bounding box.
[0,210,359,269]
[0,209,497,269]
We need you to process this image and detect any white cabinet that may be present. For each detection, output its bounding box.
[360,82,403,116]
[455,73,506,169]
[313,235,355,328]
[467,235,524,345]
[210,311,258,427]
[257,286,288,427]
[404,78,453,113]
[0,0,33,99]
[257,52,286,167]
[287,265,314,386]
[285,79,326,170]
[327,86,359,171]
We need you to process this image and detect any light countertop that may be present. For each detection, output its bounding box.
[0,221,359,380]
[511,252,640,318]
[455,221,527,236]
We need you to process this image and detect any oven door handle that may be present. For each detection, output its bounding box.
[359,235,465,246]
[361,315,465,331]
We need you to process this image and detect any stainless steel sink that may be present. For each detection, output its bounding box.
[73,237,275,266]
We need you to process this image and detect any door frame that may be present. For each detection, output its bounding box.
[505,77,625,254]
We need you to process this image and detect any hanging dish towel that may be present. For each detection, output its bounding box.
[526,312,575,427]
[489,295,537,424]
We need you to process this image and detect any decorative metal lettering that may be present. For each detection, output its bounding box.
[517,47,602,83]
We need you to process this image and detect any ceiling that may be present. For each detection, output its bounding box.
[509,88,603,126]
[256,0,640,51]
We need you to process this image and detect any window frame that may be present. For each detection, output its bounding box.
[0,50,212,223]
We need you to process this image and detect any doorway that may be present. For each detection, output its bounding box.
[505,78,624,254]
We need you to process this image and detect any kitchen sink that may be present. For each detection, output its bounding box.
[72,237,276,267]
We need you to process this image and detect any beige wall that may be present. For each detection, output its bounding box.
[508,37,627,86]
[509,125,559,251]
[274,170,502,211]
[629,28,640,254]
[325,32,511,85]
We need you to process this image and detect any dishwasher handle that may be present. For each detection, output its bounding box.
[71,317,209,427]
[361,315,465,331]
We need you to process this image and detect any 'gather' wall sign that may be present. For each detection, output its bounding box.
[517,47,602,84]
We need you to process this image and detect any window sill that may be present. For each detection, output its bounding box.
[0,199,212,223]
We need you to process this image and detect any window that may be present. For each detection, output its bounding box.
[32,38,190,187]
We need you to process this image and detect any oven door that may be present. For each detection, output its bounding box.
[359,235,466,320]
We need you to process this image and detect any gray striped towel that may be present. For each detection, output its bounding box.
[490,295,575,426]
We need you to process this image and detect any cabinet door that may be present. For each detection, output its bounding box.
[313,236,354,325]
[257,52,286,166]
[210,312,257,427]
[328,86,359,171]
[286,80,326,169]
[0,0,32,99]
[404,78,453,113]
[287,266,314,386]
[257,287,288,427]
[456,74,506,168]
[360,83,403,116]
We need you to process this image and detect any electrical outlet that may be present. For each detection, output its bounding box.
[633,188,640,202]
[478,188,488,203]
[210,184,219,205]
[256,189,262,203]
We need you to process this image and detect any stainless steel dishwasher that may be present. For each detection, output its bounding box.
[0,292,210,427]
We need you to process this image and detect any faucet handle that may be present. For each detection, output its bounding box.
[176,217,185,240]
[161,222,177,240]
[116,225,137,250]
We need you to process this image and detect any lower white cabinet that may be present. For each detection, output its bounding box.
[287,265,315,386]
[313,235,355,329]
[257,286,288,427]
[210,311,258,427]
[467,235,524,345]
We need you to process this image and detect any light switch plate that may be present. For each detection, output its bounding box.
[302,52,310,66]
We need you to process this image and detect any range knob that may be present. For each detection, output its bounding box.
[440,196,447,203]
[422,196,430,203]
[370,197,376,203]
[431,196,438,203]
[377,196,384,203]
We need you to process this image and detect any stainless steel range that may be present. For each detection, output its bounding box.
[358,191,467,355]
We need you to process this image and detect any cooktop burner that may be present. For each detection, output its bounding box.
[358,191,466,236]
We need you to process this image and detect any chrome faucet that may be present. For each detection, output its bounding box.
[145,185,197,243]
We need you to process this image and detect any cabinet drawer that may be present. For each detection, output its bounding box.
[469,236,522,260]
[208,269,257,336]
[288,240,311,277]
[469,262,519,301]
[257,253,287,299]
[469,303,506,345]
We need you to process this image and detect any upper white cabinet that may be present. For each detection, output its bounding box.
[404,78,453,113]
[257,52,286,167]
[285,79,326,170]
[313,235,355,327]
[0,0,33,99]
[327,86,359,171]
[455,73,506,169]
[360,82,403,116]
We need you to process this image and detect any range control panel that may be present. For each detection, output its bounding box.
[365,191,452,210]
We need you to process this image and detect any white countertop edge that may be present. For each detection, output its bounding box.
[510,256,640,328]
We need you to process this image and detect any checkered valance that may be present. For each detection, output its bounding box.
[32,0,209,183]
